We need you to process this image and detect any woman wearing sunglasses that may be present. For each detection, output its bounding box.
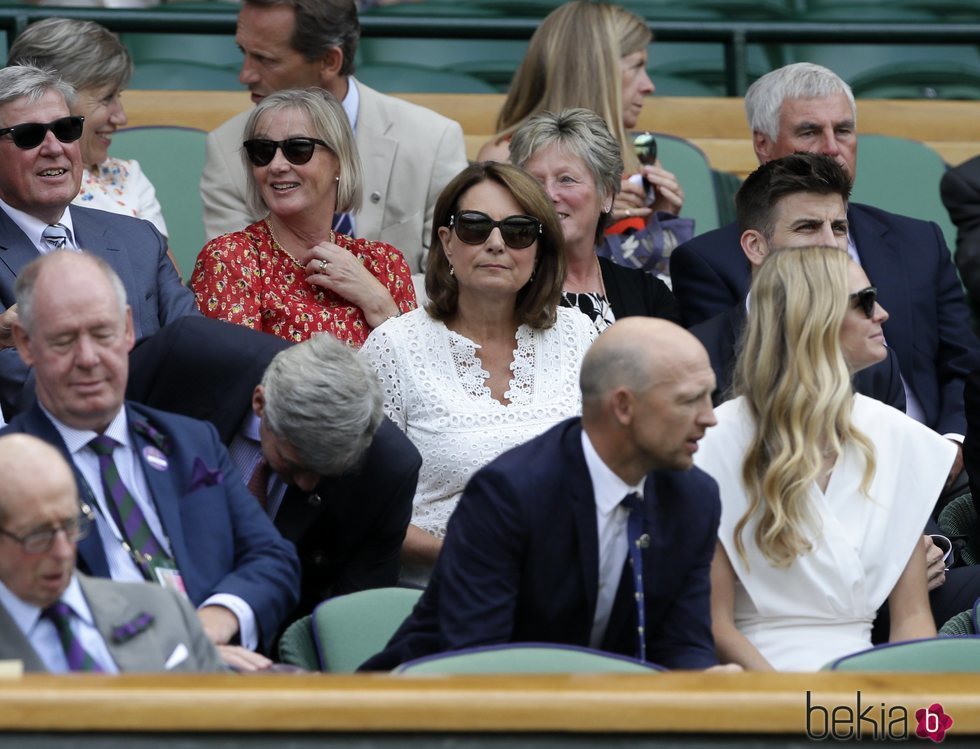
[7,19,167,238]
[510,108,680,333]
[360,162,596,582]
[694,247,954,671]
[191,88,416,347]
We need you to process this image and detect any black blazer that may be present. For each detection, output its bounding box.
[126,315,420,621]
[597,256,682,324]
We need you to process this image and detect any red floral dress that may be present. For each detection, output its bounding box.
[191,219,417,347]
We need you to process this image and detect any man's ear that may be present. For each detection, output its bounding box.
[609,388,634,427]
[318,47,344,88]
[752,130,774,165]
[740,229,769,267]
[11,322,32,368]
[252,385,266,418]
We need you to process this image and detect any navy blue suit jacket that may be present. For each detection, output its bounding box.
[671,204,979,434]
[0,205,198,417]
[361,418,720,671]
[691,303,907,411]
[2,401,300,651]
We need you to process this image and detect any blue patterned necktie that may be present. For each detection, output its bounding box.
[88,435,171,578]
[41,223,70,251]
[332,212,353,237]
[41,601,104,672]
[620,492,649,663]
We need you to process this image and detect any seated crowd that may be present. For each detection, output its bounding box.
[0,0,979,676]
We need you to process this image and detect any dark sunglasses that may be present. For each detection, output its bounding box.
[243,137,329,167]
[450,210,542,249]
[0,115,84,150]
[849,286,878,319]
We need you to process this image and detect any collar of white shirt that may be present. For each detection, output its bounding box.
[0,196,75,253]
[581,430,645,515]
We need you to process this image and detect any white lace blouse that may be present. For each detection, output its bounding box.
[73,157,168,238]
[360,307,597,537]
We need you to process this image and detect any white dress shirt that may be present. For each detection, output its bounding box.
[0,196,76,252]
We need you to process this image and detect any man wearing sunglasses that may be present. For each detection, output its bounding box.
[0,433,225,673]
[0,65,197,420]
[200,0,467,271]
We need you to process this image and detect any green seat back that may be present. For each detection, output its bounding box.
[278,615,318,670]
[824,637,980,671]
[397,643,661,674]
[110,126,207,282]
[130,60,243,91]
[313,587,422,673]
[653,133,719,235]
[937,493,979,566]
[355,64,497,94]
[850,134,957,251]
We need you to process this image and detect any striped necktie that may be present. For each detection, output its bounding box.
[41,223,71,251]
[41,601,104,672]
[88,434,170,578]
[620,492,649,663]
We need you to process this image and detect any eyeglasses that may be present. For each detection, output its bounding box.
[242,137,329,167]
[0,116,84,150]
[0,514,92,554]
[449,211,542,249]
[849,286,878,319]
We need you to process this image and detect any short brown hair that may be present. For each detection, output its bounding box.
[425,162,566,329]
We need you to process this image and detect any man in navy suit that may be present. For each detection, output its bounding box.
[671,63,978,449]
[3,250,299,671]
[690,153,905,411]
[362,318,723,671]
[0,65,197,418]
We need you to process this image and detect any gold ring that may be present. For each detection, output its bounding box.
[318,259,328,272]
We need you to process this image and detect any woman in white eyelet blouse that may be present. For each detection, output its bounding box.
[361,162,596,583]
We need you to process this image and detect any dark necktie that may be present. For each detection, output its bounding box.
[620,491,649,663]
[40,601,104,672]
[88,434,170,577]
[42,223,70,251]
[332,211,353,237]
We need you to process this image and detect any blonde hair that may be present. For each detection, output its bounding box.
[732,247,876,567]
[494,1,650,172]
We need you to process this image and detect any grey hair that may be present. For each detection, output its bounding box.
[7,18,133,95]
[0,64,75,111]
[16,250,127,334]
[260,334,383,476]
[745,63,857,142]
[510,108,623,243]
[242,0,360,76]
[242,87,362,216]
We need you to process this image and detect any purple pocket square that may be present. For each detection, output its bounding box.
[190,457,224,490]
[111,612,155,644]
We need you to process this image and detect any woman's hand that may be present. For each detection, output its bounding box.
[304,240,400,328]
[611,161,685,223]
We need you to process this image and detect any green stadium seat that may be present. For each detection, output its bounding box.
[130,60,242,90]
[850,62,980,100]
[653,133,720,234]
[396,643,662,674]
[121,32,241,70]
[109,126,207,282]
[850,134,957,250]
[823,637,980,671]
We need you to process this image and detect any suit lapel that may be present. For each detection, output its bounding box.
[18,405,112,577]
[125,405,188,573]
[563,424,600,620]
[0,599,46,672]
[848,204,912,367]
[353,82,396,241]
[0,208,42,307]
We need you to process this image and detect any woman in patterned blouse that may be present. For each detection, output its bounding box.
[191,88,416,347]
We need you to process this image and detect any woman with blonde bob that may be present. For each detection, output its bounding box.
[478,1,692,277]
[694,246,954,671]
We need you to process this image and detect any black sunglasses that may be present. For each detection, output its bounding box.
[243,137,329,167]
[849,286,878,319]
[450,211,542,249]
[0,116,84,150]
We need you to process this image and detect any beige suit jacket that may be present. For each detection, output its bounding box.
[0,574,225,673]
[199,80,467,272]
